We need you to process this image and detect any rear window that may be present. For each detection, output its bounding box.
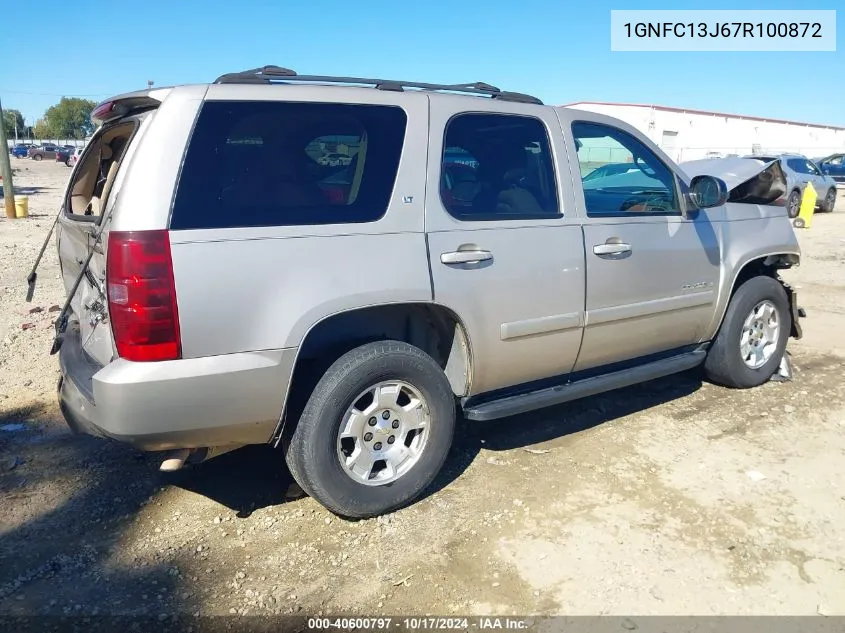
[170,101,408,230]
[65,120,137,220]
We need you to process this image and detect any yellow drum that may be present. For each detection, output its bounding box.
[14,195,29,218]
[793,183,816,229]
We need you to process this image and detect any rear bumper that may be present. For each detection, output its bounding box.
[58,321,297,451]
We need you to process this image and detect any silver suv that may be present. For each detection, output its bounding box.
[743,153,838,218]
[38,66,805,518]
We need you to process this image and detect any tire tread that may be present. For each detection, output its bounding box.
[704,275,790,388]
[285,340,455,518]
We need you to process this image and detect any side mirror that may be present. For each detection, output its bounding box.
[688,175,729,209]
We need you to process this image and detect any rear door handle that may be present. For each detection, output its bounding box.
[593,242,631,256]
[441,250,493,265]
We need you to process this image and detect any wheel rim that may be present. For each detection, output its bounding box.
[336,380,430,486]
[826,190,835,208]
[740,300,780,369]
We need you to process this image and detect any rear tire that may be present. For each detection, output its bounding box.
[786,189,801,218]
[820,187,837,213]
[284,340,456,518]
[704,276,791,389]
[33,154,42,161]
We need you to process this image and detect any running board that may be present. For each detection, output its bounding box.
[463,350,707,422]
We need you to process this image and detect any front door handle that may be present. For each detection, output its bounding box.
[441,250,493,265]
[593,241,632,257]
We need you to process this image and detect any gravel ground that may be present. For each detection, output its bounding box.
[1,161,845,617]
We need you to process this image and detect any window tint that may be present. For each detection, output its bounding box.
[170,101,407,230]
[786,158,810,174]
[805,160,821,176]
[572,121,679,216]
[440,113,558,220]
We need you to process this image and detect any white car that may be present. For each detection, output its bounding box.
[70,147,84,167]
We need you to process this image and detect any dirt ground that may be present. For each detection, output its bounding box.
[1,160,844,618]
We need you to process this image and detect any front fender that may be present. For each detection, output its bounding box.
[702,209,800,342]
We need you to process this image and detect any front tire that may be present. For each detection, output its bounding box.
[704,276,791,389]
[284,340,456,518]
[33,154,42,161]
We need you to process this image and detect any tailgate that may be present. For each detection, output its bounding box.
[56,106,156,366]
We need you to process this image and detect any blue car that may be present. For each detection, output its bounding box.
[10,144,30,158]
[813,153,845,184]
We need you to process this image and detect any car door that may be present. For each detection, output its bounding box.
[560,111,721,373]
[805,159,831,197]
[425,100,586,397]
[827,155,845,182]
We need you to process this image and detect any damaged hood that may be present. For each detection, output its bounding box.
[680,157,787,206]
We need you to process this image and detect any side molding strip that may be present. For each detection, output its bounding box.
[587,291,713,326]
[500,312,582,341]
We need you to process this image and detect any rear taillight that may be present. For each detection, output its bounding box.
[107,230,181,362]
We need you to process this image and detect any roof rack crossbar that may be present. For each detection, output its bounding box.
[213,66,543,105]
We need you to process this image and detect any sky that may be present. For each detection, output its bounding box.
[2,0,843,128]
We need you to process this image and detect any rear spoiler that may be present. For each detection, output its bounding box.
[680,157,788,206]
[91,88,171,125]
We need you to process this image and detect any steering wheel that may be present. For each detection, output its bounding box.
[620,193,672,213]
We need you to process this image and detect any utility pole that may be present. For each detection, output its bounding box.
[0,97,16,219]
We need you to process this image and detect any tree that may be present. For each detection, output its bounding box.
[2,109,24,140]
[43,97,97,139]
[33,118,52,140]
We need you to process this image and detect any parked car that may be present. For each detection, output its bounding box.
[56,148,74,166]
[582,161,639,182]
[813,153,845,184]
[28,144,58,161]
[45,67,805,519]
[743,154,837,217]
[70,146,84,167]
[10,143,30,158]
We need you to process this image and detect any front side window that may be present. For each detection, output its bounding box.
[572,121,679,216]
[170,101,407,230]
[439,113,559,220]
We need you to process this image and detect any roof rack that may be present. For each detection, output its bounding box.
[213,66,543,105]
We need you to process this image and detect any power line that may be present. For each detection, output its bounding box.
[0,89,110,97]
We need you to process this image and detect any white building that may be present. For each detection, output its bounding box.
[564,101,845,163]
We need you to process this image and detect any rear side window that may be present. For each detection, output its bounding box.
[786,158,809,174]
[170,101,408,230]
[440,113,559,220]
